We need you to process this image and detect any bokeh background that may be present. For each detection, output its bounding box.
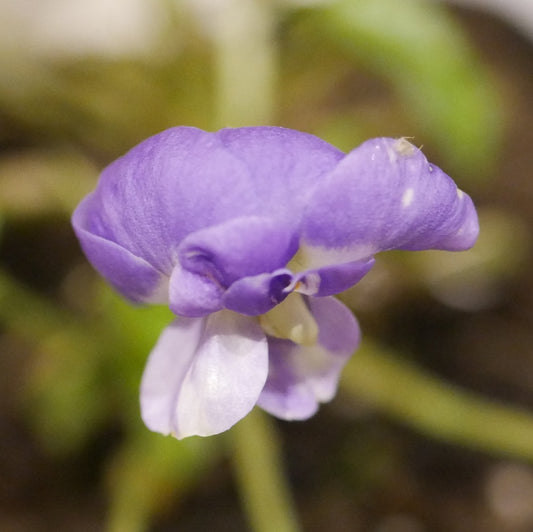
[2,0,533,530]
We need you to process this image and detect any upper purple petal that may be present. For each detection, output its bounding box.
[73,126,343,302]
[301,138,479,265]
[74,127,256,275]
[216,127,344,215]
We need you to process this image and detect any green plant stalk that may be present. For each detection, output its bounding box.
[210,0,277,128]
[231,409,301,532]
[106,432,220,532]
[342,340,533,461]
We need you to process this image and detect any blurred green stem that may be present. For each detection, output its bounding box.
[209,0,277,127]
[231,409,301,532]
[342,340,533,460]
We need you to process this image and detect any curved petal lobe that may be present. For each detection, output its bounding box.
[140,312,268,438]
[257,297,360,420]
[72,195,167,303]
[222,269,293,316]
[295,258,375,297]
[170,216,298,316]
[177,216,298,286]
[302,137,479,266]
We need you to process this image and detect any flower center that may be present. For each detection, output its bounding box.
[259,293,318,346]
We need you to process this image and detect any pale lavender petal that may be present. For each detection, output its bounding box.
[302,138,479,266]
[257,297,360,420]
[72,195,167,303]
[140,312,268,438]
[140,317,204,435]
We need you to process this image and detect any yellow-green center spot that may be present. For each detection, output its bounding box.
[286,249,309,273]
[259,293,318,346]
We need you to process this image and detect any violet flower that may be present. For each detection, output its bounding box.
[72,126,478,439]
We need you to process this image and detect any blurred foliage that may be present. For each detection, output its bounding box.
[0,0,531,530]
[317,0,503,178]
[342,339,533,462]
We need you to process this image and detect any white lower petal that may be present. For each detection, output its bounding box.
[140,311,268,439]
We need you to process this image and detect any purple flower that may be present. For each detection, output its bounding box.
[72,126,478,438]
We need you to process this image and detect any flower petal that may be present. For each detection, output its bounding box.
[295,258,375,297]
[222,269,294,316]
[169,216,298,317]
[72,195,168,303]
[74,126,342,283]
[257,297,360,420]
[140,311,268,438]
[301,138,479,267]
[177,216,298,286]
[168,263,224,317]
[75,127,259,275]
[216,126,344,216]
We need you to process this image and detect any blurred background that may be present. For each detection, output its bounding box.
[1,0,533,530]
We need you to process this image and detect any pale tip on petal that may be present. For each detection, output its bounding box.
[401,187,415,208]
